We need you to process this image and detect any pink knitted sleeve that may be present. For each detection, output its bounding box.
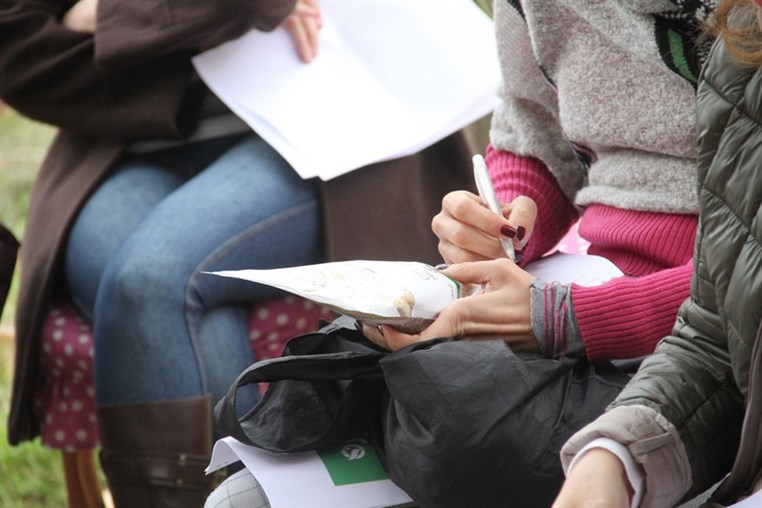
[485,145,579,263]
[572,262,694,361]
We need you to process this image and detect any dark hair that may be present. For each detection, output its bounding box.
[711,0,762,66]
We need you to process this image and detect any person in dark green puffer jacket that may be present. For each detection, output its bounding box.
[553,0,762,506]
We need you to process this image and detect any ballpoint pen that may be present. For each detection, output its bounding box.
[472,154,516,261]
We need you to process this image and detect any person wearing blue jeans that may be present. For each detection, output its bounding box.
[64,130,324,506]
[65,132,322,407]
[0,0,330,504]
[3,1,479,506]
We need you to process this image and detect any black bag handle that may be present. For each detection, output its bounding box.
[214,324,387,447]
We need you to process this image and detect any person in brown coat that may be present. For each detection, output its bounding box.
[0,0,476,505]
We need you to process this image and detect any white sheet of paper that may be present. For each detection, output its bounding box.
[526,252,624,287]
[210,261,459,320]
[192,0,500,180]
[207,437,413,508]
[207,254,623,329]
[728,489,762,508]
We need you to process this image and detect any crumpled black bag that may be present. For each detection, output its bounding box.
[215,318,631,508]
[214,317,389,453]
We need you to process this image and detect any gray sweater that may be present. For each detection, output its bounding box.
[490,0,715,214]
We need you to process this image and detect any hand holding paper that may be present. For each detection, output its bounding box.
[192,0,500,180]
[208,254,623,337]
[282,0,323,63]
[209,260,461,333]
[364,258,536,351]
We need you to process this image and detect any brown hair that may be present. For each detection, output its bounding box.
[711,0,762,66]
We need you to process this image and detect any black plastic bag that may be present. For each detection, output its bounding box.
[215,318,631,508]
[214,317,389,453]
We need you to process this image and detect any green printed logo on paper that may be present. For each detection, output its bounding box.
[317,438,388,486]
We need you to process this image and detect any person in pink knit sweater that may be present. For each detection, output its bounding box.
[363,0,715,367]
[205,2,723,506]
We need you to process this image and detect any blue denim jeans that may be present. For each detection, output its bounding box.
[65,133,323,410]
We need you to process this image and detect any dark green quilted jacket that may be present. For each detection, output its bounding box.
[562,39,762,507]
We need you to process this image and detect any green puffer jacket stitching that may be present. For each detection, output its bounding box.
[610,39,762,501]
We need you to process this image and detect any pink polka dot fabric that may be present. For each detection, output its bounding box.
[35,303,98,451]
[34,298,334,451]
[248,295,335,360]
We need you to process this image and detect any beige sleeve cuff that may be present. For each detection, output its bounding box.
[560,404,692,508]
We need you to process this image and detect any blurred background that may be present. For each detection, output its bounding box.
[1,104,70,507]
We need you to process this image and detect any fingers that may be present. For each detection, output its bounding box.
[62,0,98,33]
[293,0,322,21]
[283,17,308,62]
[505,196,537,247]
[361,260,536,349]
[437,237,496,265]
[441,258,521,286]
[430,260,536,346]
[362,323,389,349]
[433,191,513,263]
[362,323,422,351]
[284,0,322,62]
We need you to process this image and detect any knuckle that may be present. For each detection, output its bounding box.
[430,212,446,235]
[449,226,471,247]
[490,257,516,274]
[449,197,474,220]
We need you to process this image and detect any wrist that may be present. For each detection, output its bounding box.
[587,448,634,502]
[565,447,635,508]
[528,279,585,358]
[568,438,644,508]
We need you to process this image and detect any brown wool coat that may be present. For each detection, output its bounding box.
[2,0,477,444]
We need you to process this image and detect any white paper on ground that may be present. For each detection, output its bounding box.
[207,436,413,508]
[192,0,500,181]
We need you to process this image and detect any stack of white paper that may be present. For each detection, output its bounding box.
[192,0,500,180]
[207,436,414,508]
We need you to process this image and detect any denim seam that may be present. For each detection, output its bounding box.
[183,199,319,393]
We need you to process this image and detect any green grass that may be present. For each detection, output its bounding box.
[1,107,55,329]
[0,343,68,508]
[0,107,68,507]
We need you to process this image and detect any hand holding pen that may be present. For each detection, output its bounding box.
[431,154,536,265]
[473,154,517,261]
[367,154,539,350]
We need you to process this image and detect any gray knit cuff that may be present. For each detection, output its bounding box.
[529,279,585,358]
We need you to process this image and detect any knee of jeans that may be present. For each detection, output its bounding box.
[97,251,181,313]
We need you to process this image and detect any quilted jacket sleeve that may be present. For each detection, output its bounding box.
[562,40,761,506]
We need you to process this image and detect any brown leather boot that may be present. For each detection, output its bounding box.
[97,395,218,508]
